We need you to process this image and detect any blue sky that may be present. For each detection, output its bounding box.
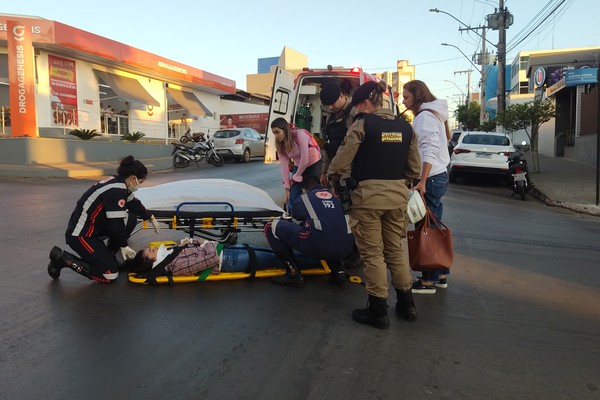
[5,0,598,113]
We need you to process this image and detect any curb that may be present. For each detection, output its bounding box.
[531,187,600,217]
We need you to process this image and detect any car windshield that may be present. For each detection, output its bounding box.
[462,134,510,146]
[213,130,240,138]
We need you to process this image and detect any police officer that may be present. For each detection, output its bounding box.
[328,80,421,329]
[319,81,355,187]
[265,176,354,287]
[47,155,160,283]
[320,81,365,270]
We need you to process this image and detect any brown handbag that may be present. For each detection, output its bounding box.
[407,209,454,271]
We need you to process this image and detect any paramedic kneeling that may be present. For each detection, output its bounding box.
[264,176,354,287]
[47,155,160,283]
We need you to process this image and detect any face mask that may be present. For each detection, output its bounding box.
[128,176,140,192]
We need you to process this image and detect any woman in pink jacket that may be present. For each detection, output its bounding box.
[270,117,322,214]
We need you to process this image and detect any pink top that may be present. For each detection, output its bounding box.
[278,128,322,189]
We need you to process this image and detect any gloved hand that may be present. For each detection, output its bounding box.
[120,246,136,260]
[150,215,160,233]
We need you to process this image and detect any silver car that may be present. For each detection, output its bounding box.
[210,128,265,163]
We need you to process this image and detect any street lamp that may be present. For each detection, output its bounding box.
[429,8,495,48]
[441,43,481,71]
[443,79,466,105]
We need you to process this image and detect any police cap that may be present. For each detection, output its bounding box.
[351,81,378,106]
[319,83,341,106]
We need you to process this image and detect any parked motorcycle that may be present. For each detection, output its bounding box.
[172,134,224,168]
[508,145,532,201]
[180,129,206,143]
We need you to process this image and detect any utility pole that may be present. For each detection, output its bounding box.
[459,25,489,124]
[454,70,473,106]
[497,0,506,114]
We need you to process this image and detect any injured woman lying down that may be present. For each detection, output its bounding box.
[124,237,223,276]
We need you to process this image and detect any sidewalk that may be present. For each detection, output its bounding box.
[529,154,600,216]
[0,156,174,178]
[0,153,599,216]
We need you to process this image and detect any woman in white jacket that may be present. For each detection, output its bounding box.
[402,80,451,294]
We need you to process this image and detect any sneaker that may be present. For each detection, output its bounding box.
[411,280,436,294]
[435,278,448,288]
[327,270,347,286]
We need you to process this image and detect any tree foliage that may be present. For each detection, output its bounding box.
[454,102,481,131]
[496,99,555,172]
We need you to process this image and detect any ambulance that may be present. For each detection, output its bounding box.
[264,65,398,163]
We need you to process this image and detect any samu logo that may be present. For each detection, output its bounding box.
[12,25,26,41]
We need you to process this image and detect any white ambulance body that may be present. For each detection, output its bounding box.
[264,66,398,163]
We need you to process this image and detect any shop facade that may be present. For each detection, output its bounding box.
[0,14,236,141]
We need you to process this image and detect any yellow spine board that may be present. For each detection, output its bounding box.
[128,260,331,284]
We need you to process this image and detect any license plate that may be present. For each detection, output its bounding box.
[512,173,526,181]
[475,153,491,158]
[217,150,229,154]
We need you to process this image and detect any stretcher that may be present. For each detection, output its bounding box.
[135,179,286,244]
[129,179,334,284]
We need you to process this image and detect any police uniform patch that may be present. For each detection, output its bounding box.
[118,199,126,208]
[381,132,403,142]
[315,191,333,199]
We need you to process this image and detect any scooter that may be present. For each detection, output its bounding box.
[508,145,532,201]
[172,133,224,168]
[180,129,206,143]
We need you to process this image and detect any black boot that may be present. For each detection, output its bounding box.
[352,295,390,329]
[47,246,65,279]
[272,251,304,288]
[327,260,347,286]
[396,288,417,321]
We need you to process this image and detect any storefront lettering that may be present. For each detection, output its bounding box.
[0,23,41,34]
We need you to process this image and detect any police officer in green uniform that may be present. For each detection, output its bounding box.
[327,80,421,329]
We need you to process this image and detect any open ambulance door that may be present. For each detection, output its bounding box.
[264,67,295,164]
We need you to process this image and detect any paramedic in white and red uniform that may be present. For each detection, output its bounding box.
[265,176,354,287]
[47,155,160,282]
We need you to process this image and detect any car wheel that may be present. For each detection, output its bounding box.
[241,148,251,163]
[449,171,458,183]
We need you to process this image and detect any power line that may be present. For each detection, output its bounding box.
[506,0,574,53]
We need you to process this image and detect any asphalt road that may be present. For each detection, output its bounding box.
[1,161,599,400]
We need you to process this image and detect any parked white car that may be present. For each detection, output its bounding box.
[449,131,516,183]
[210,128,265,163]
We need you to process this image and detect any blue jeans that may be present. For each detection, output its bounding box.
[419,171,450,282]
[287,160,323,215]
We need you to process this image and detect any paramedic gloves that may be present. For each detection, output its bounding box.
[150,215,160,233]
[120,246,136,260]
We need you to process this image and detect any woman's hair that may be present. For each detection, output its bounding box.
[403,80,437,115]
[367,81,388,108]
[117,155,148,180]
[270,117,294,155]
[122,250,153,273]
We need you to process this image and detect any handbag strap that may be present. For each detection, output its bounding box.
[425,209,450,234]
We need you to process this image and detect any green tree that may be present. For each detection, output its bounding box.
[454,102,481,131]
[496,99,555,172]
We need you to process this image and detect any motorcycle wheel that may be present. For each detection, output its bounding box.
[516,181,526,201]
[173,153,190,168]
[209,153,224,167]
[180,136,189,143]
